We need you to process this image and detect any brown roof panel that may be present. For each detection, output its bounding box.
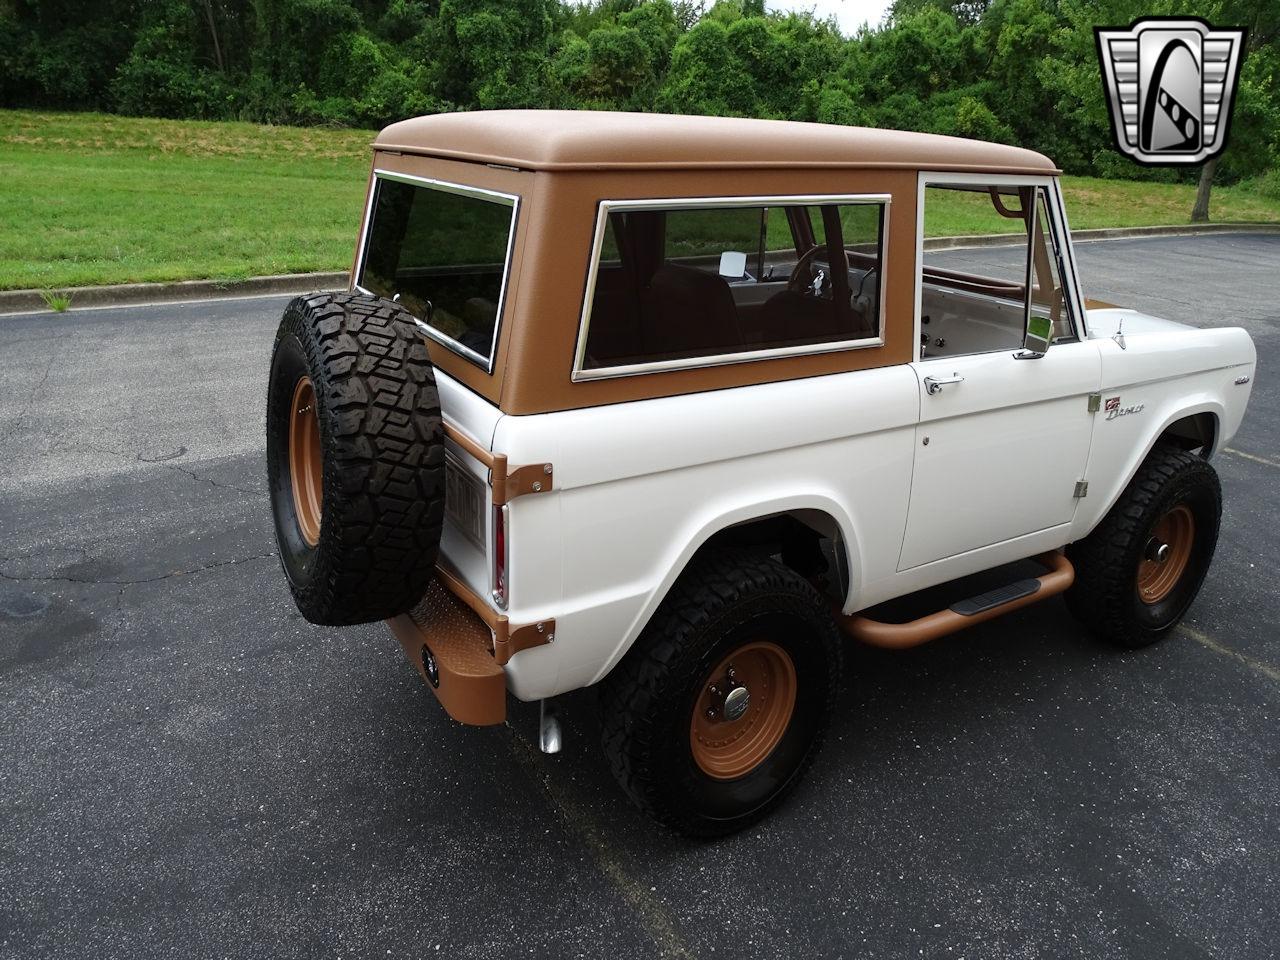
[374,110,1058,175]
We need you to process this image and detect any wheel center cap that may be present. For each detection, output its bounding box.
[1145,537,1171,563]
[723,685,750,722]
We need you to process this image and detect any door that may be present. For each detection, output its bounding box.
[898,179,1100,571]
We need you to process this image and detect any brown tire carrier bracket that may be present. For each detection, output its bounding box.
[385,420,555,727]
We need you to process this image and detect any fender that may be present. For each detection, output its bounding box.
[1072,323,1254,541]
[586,491,861,686]
[1072,396,1227,541]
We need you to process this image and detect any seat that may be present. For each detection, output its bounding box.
[638,264,742,361]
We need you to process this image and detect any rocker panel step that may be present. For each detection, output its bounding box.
[836,551,1075,650]
[950,578,1041,616]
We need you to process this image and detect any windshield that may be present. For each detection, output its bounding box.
[358,174,518,369]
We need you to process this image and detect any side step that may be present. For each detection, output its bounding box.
[838,552,1075,650]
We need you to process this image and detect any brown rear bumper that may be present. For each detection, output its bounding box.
[387,574,508,726]
[386,566,557,726]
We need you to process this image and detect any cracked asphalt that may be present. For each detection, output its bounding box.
[1,234,1278,959]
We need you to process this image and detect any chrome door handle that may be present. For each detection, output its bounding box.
[923,373,964,395]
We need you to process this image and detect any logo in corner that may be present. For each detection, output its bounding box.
[1096,18,1247,166]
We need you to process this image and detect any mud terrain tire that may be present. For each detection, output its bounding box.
[1066,443,1221,648]
[599,551,843,837]
[266,293,445,626]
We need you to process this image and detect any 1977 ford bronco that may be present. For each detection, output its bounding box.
[266,111,1256,836]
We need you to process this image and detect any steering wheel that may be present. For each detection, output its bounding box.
[787,244,853,298]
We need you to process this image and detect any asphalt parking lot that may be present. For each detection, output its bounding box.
[1,233,1277,959]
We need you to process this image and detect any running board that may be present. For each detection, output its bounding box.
[838,552,1075,650]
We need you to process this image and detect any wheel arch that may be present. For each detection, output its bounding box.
[1159,409,1219,458]
[1074,400,1223,542]
[588,493,859,686]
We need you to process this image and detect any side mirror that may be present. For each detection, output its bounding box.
[718,250,747,279]
[1018,313,1052,358]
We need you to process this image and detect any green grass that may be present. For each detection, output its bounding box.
[2,109,1279,290]
[38,289,71,311]
[0,110,374,290]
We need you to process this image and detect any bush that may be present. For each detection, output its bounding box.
[111,27,231,119]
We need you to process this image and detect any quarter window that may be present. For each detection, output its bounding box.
[578,199,887,374]
[358,175,518,369]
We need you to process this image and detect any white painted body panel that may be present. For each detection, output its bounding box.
[902,340,1100,569]
[1071,309,1256,536]
[494,365,921,699]
[433,311,1255,702]
[435,371,502,601]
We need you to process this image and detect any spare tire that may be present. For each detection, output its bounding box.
[266,292,445,625]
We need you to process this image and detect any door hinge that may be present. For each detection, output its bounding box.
[1073,480,1089,498]
[1087,393,1101,413]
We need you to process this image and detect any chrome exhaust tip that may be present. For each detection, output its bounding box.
[538,699,562,754]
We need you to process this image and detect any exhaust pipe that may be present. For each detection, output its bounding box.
[538,699,562,754]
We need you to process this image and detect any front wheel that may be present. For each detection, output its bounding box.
[1066,443,1221,648]
[598,552,842,837]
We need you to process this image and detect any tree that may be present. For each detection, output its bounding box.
[1188,0,1280,220]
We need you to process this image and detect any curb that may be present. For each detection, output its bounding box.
[0,271,347,316]
[2,222,1277,316]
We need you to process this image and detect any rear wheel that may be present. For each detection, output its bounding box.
[266,293,445,626]
[1066,444,1220,648]
[599,552,842,837]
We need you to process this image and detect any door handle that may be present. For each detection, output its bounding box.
[923,373,964,395]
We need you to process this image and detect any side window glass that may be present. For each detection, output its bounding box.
[579,200,886,373]
[920,184,1035,360]
[359,176,517,368]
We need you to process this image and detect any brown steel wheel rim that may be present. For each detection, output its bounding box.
[1137,503,1195,604]
[288,376,323,547]
[690,641,798,780]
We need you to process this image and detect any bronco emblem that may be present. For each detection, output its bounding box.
[1105,398,1146,421]
[1095,18,1247,166]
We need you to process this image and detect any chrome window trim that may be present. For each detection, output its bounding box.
[353,169,520,374]
[571,193,892,382]
[913,171,1084,363]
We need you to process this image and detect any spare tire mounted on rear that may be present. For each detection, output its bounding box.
[266,292,446,625]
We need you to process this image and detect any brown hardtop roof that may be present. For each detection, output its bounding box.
[374,110,1057,175]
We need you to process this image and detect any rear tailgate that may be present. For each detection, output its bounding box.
[436,370,502,603]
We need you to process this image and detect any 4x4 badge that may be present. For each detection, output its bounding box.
[1095,18,1247,166]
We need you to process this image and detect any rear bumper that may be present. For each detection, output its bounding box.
[385,565,555,726]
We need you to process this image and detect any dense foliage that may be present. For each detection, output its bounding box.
[1,0,1277,183]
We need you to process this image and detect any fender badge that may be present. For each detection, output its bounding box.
[1105,397,1146,420]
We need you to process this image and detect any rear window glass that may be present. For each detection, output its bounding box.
[578,199,886,375]
[358,175,518,369]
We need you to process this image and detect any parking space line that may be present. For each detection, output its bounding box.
[505,728,698,960]
[1224,447,1280,470]
[1180,624,1280,683]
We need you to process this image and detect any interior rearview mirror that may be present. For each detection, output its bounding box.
[719,250,747,279]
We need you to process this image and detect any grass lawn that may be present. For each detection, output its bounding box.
[0,111,374,291]
[2,109,1278,291]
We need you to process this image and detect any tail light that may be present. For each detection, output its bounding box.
[492,504,508,608]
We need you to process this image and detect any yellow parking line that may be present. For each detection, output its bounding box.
[505,727,698,960]
[1180,624,1280,683]
[1224,447,1280,469]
